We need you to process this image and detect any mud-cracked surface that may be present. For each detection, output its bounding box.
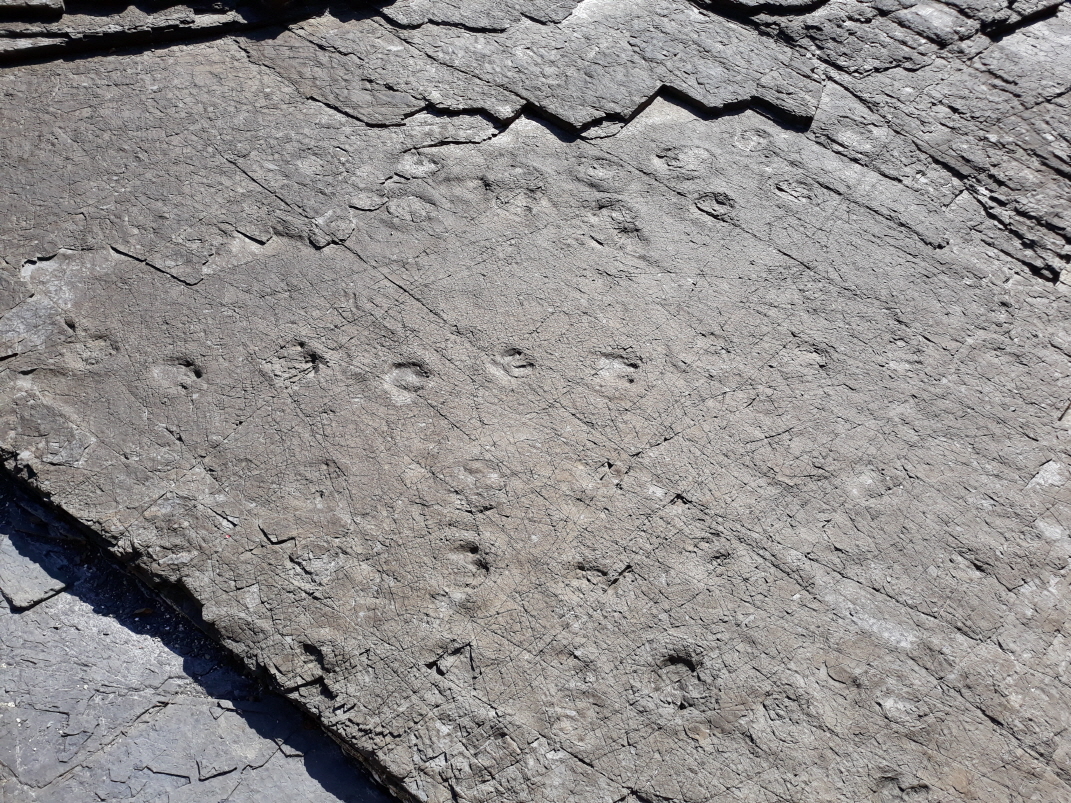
[2,0,1071,801]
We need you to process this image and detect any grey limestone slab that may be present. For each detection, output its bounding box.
[1,1,1070,801]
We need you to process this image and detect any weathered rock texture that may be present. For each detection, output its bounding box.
[1,1,1071,801]
[0,475,392,803]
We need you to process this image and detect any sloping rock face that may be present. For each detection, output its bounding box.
[2,1,1071,801]
[0,476,392,803]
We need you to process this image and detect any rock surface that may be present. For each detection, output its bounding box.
[1,1,1071,801]
[0,474,392,803]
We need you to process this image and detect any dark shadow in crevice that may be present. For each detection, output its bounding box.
[570,83,814,143]
[0,4,65,24]
[60,0,249,20]
[652,84,813,132]
[981,1,1061,40]
[690,0,832,20]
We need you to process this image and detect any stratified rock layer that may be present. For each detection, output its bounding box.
[2,2,1070,801]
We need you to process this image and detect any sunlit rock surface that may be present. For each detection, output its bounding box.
[2,1,1070,801]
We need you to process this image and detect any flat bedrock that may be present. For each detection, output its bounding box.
[1,1,1070,802]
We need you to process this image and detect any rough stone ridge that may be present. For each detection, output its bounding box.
[1,1,1070,801]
